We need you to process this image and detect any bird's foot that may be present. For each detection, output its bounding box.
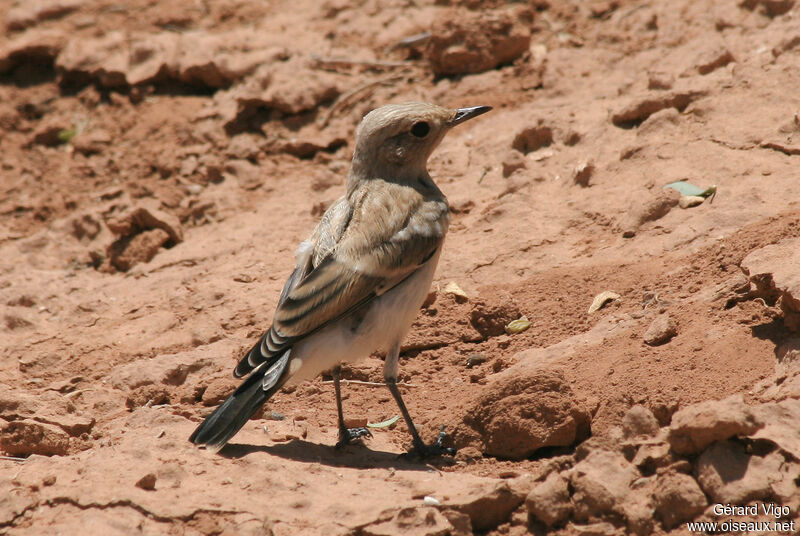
[404,426,456,459]
[335,426,372,449]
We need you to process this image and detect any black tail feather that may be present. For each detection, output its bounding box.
[189,369,271,451]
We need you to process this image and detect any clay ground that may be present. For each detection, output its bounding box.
[1,0,800,534]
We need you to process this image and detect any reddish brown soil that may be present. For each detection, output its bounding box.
[2,0,800,534]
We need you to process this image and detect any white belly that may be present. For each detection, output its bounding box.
[286,251,440,384]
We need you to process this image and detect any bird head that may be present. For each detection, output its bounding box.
[349,102,491,183]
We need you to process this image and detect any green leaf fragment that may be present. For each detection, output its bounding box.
[663,181,717,199]
[505,316,531,334]
[58,128,77,143]
[367,415,400,429]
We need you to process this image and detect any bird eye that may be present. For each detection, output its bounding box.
[411,121,430,138]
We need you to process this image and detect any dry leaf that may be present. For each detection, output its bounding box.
[588,291,620,313]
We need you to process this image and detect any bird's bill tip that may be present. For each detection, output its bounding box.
[449,105,492,126]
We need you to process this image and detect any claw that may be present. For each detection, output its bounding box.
[403,426,456,459]
[336,426,372,449]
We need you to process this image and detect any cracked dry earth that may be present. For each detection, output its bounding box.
[2,0,800,534]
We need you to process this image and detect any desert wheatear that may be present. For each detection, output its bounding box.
[190,102,491,457]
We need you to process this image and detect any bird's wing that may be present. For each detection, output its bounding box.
[235,185,446,378]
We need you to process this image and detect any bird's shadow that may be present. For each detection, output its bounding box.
[219,439,444,471]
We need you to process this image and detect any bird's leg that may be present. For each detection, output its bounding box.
[384,343,455,458]
[332,365,371,448]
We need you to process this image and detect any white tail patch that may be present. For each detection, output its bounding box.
[262,350,291,390]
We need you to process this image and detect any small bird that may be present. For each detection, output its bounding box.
[190,102,491,457]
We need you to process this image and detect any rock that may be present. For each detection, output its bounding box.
[740,0,796,17]
[361,507,454,536]
[667,395,761,455]
[227,56,342,116]
[512,122,553,154]
[454,366,590,460]
[695,46,734,75]
[224,159,263,190]
[569,450,639,520]
[647,71,674,90]
[424,8,531,76]
[71,130,112,155]
[135,473,157,491]
[621,486,655,536]
[35,413,95,437]
[622,405,660,438]
[469,296,521,338]
[568,521,619,536]
[440,510,472,536]
[637,107,681,137]
[107,228,170,271]
[56,28,286,89]
[110,352,213,390]
[643,314,677,346]
[572,161,594,187]
[176,32,285,89]
[631,441,677,474]
[620,189,680,237]
[695,440,783,503]
[452,481,525,532]
[201,376,238,406]
[525,472,572,526]
[6,0,81,31]
[502,151,526,178]
[611,90,706,127]
[751,398,800,460]
[0,29,65,74]
[741,238,800,331]
[652,472,706,529]
[0,419,70,456]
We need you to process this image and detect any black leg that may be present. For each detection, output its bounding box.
[386,377,455,459]
[332,366,371,448]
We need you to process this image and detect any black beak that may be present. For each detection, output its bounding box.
[449,105,492,126]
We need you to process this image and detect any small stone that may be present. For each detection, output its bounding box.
[572,161,594,187]
[224,159,263,191]
[620,189,680,238]
[512,123,553,154]
[622,405,660,438]
[424,8,531,76]
[647,71,674,90]
[695,46,734,75]
[525,472,572,526]
[652,472,706,529]
[502,151,527,178]
[135,473,157,491]
[362,506,454,536]
[643,313,677,346]
[466,353,489,368]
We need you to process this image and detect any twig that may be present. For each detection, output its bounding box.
[384,32,431,53]
[311,54,418,70]
[320,73,408,128]
[1,455,26,463]
[321,379,416,388]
